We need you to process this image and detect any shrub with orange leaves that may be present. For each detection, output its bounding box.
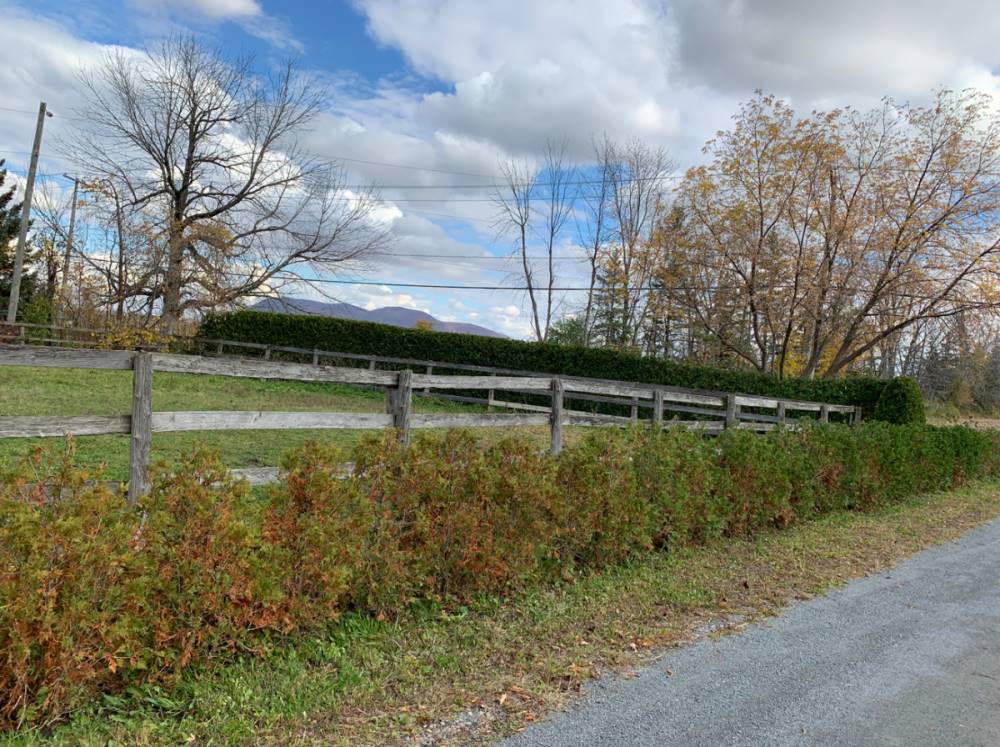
[261,442,370,630]
[350,430,560,617]
[0,443,142,730]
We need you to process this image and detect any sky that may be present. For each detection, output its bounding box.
[4,0,1000,338]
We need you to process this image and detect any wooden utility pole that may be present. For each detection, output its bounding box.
[7,102,52,324]
[57,175,79,326]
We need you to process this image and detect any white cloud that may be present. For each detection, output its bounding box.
[127,0,301,50]
[351,0,1000,163]
[491,304,520,318]
[129,0,262,20]
[669,0,1000,103]
[9,0,1000,339]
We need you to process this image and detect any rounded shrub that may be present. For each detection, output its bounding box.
[872,377,925,425]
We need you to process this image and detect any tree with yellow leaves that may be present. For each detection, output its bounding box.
[653,89,1000,379]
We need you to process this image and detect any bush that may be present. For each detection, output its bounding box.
[2,423,997,730]
[96,325,173,352]
[554,430,652,566]
[873,376,926,425]
[0,445,141,729]
[262,442,369,629]
[199,310,893,414]
[135,447,276,676]
[351,431,560,615]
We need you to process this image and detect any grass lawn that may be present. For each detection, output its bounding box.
[4,479,1000,746]
[0,366,553,480]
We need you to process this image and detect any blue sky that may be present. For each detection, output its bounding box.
[4,0,1000,337]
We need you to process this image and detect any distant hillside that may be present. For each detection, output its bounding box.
[250,296,507,338]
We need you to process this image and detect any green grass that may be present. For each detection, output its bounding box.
[5,481,1000,746]
[0,366,490,480]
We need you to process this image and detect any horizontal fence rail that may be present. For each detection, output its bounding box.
[1,321,862,421]
[0,341,862,501]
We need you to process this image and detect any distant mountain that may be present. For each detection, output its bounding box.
[250,296,507,338]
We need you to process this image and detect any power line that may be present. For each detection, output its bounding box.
[41,252,988,305]
[320,155,498,179]
[363,252,590,261]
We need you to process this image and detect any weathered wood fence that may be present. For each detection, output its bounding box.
[0,344,859,503]
[0,321,865,425]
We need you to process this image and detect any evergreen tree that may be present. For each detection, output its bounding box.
[546,316,587,346]
[0,160,36,319]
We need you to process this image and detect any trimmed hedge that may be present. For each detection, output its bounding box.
[2,423,997,728]
[873,376,926,425]
[199,311,895,414]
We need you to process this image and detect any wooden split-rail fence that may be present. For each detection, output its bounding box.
[0,343,860,503]
[2,321,866,424]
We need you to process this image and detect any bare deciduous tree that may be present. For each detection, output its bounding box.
[577,135,614,345]
[492,157,540,338]
[68,36,386,332]
[592,138,673,349]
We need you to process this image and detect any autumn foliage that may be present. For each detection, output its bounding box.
[1,424,998,729]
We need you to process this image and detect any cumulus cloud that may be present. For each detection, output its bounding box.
[129,0,262,19]
[8,0,1000,338]
[351,0,1000,162]
[669,0,1000,103]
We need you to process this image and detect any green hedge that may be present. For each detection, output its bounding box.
[199,311,897,414]
[873,377,926,425]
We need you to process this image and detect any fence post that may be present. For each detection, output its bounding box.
[724,393,738,429]
[424,364,432,394]
[819,404,829,424]
[777,401,786,426]
[392,369,412,445]
[550,378,564,455]
[487,372,496,412]
[369,359,376,371]
[312,348,320,365]
[653,389,664,430]
[128,351,153,506]
[263,345,272,361]
[852,405,862,426]
[630,395,639,422]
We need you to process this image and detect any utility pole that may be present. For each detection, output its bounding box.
[57,174,79,327]
[7,102,53,324]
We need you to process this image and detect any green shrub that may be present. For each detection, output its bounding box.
[873,376,925,425]
[199,310,892,414]
[625,428,722,546]
[135,447,274,676]
[554,430,653,566]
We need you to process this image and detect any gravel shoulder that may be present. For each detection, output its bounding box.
[503,516,1000,747]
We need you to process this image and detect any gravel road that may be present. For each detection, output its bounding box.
[503,517,1000,747]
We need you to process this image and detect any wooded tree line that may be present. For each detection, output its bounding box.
[503,90,1000,403]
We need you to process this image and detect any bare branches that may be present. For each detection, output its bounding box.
[492,156,542,340]
[67,35,385,331]
[657,90,1000,379]
[592,138,674,349]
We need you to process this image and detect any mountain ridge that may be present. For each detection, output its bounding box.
[249,297,507,338]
